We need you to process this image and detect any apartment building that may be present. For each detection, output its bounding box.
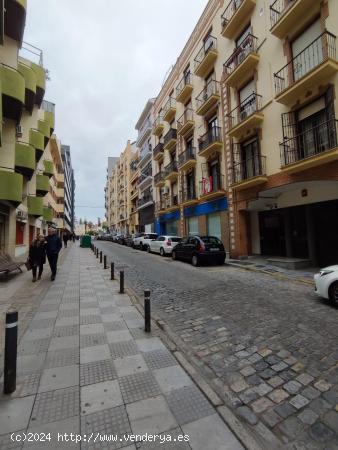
[152,1,229,243]
[105,156,119,226]
[136,99,156,233]
[219,0,338,267]
[129,149,140,234]
[149,0,338,266]
[61,144,75,232]
[107,141,136,233]
[0,0,67,257]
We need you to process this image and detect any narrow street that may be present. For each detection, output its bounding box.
[95,240,338,448]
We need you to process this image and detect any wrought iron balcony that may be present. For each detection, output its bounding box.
[176,73,193,104]
[274,31,338,104]
[153,115,164,136]
[154,171,165,186]
[177,108,194,136]
[163,128,177,150]
[178,147,196,171]
[198,174,225,198]
[181,186,197,204]
[164,161,178,180]
[221,0,256,39]
[153,142,164,161]
[163,97,177,123]
[138,195,153,209]
[227,93,263,137]
[223,34,259,87]
[231,147,267,189]
[195,80,220,116]
[280,118,338,173]
[194,35,218,78]
[198,126,223,158]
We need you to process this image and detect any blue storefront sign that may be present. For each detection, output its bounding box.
[184,197,228,217]
[155,209,180,235]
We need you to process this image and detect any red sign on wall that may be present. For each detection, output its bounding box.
[202,176,212,195]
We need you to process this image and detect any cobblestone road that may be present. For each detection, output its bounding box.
[96,241,338,449]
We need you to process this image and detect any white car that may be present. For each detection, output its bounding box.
[134,233,158,251]
[314,265,338,304]
[149,235,182,256]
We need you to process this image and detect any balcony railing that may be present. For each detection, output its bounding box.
[181,186,197,203]
[232,152,266,184]
[153,142,164,159]
[176,73,193,99]
[178,147,196,168]
[163,128,177,147]
[228,93,262,129]
[198,126,222,154]
[199,174,225,196]
[163,97,176,116]
[221,0,245,28]
[280,118,338,167]
[164,160,178,177]
[41,100,55,113]
[274,31,336,96]
[154,171,165,184]
[270,0,298,28]
[223,34,258,75]
[137,118,152,146]
[160,195,178,209]
[177,108,194,133]
[195,80,220,112]
[194,35,217,72]
[138,195,153,208]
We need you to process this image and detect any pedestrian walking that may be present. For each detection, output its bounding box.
[62,233,68,248]
[29,234,46,282]
[46,227,62,281]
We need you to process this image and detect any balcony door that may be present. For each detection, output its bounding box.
[235,24,252,64]
[292,19,322,82]
[209,158,220,191]
[298,99,328,158]
[207,116,219,142]
[240,137,260,180]
[239,79,255,121]
[186,170,195,200]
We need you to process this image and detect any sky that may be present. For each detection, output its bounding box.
[23,0,209,223]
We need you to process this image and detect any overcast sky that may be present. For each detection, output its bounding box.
[23,0,208,223]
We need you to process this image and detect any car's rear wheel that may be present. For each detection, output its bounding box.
[160,247,165,257]
[146,245,151,253]
[172,250,177,260]
[329,282,338,305]
[191,255,199,267]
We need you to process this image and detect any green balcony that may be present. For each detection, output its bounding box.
[43,160,54,178]
[44,111,55,133]
[15,142,36,179]
[4,0,27,42]
[1,64,25,121]
[0,170,23,206]
[29,129,44,161]
[18,61,37,113]
[43,206,53,222]
[31,63,46,106]
[38,119,50,138]
[36,174,50,196]
[27,196,43,217]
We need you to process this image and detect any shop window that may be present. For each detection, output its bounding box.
[187,217,199,236]
[16,222,25,245]
[207,213,221,240]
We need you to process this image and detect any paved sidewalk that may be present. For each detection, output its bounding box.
[0,245,243,450]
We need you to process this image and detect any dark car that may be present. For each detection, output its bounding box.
[172,235,225,267]
[125,235,134,247]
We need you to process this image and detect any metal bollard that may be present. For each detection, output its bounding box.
[110,262,115,280]
[96,248,98,258]
[3,310,18,394]
[100,251,102,263]
[144,290,151,333]
[119,270,124,294]
[104,255,107,269]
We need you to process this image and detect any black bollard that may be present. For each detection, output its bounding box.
[104,255,107,269]
[3,310,18,394]
[100,251,102,263]
[111,262,115,280]
[119,270,124,294]
[144,290,151,333]
[96,248,98,258]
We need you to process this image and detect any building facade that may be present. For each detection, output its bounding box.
[136,99,155,233]
[105,156,119,227]
[0,0,67,257]
[61,144,75,232]
[148,0,338,267]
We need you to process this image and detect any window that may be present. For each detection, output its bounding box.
[187,217,199,236]
[292,20,321,81]
[207,213,221,240]
[186,171,195,199]
[209,158,221,191]
[240,137,260,179]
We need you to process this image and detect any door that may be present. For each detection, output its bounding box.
[209,159,221,191]
[207,213,221,241]
[298,108,327,158]
[292,20,322,82]
[240,138,260,180]
[259,210,286,256]
[186,171,195,200]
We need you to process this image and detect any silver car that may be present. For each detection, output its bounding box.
[149,235,182,256]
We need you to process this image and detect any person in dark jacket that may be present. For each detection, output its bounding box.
[62,233,68,248]
[45,227,62,281]
[29,234,46,282]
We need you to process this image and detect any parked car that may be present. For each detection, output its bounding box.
[134,233,158,251]
[149,235,182,256]
[125,235,135,247]
[132,233,145,248]
[172,235,226,267]
[112,234,122,243]
[314,265,338,305]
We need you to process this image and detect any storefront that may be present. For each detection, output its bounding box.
[139,204,155,233]
[184,197,228,245]
[155,209,180,236]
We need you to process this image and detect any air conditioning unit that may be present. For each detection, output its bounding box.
[16,125,23,138]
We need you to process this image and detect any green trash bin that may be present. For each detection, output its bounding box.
[80,234,92,248]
